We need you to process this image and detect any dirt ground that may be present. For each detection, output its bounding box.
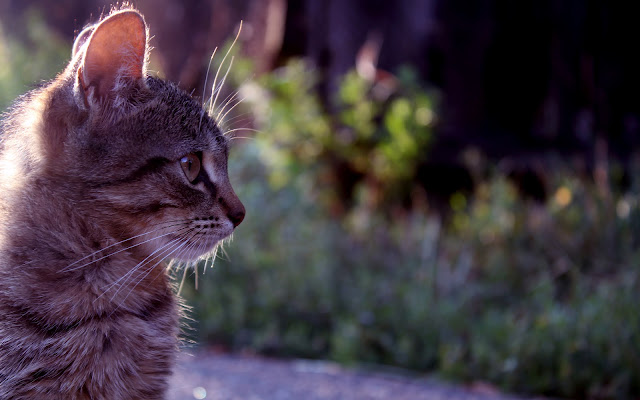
[167,350,539,400]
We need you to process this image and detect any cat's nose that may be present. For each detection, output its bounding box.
[219,185,245,228]
[228,205,245,228]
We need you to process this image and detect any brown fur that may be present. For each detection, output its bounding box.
[0,7,245,400]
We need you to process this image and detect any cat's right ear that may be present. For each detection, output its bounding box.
[72,25,94,59]
[77,10,147,104]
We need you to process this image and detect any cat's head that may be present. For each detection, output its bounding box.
[26,9,245,261]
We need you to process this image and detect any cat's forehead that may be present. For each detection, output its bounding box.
[132,77,229,156]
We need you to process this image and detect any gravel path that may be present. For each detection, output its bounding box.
[168,351,537,400]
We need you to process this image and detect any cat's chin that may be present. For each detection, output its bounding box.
[131,223,233,263]
[167,232,232,262]
[170,246,218,262]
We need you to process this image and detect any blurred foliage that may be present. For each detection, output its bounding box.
[182,55,640,399]
[0,9,69,111]
[240,60,436,210]
[184,143,640,399]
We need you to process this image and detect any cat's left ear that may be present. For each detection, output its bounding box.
[78,10,147,102]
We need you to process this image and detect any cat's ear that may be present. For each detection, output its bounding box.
[72,25,95,58]
[78,10,147,101]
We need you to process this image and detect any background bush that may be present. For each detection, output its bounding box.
[0,10,68,110]
[179,57,640,399]
[182,138,640,398]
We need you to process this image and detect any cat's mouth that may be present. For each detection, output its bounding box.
[159,218,234,261]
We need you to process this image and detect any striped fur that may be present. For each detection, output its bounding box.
[0,6,244,399]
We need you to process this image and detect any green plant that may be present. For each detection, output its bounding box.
[242,60,436,210]
[0,9,69,111]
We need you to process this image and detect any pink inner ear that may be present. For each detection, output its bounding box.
[81,11,147,98]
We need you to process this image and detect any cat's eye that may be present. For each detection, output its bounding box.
[180,153,201,183]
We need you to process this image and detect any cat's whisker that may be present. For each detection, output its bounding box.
[198,248,212,277]
[224,127,262,136]
[177,264,190,295]
[128,238,192,293]
[113,229,203,311]
[166,231,199,275]
[58,220,189,273]
[224,126,264,137]
[214,92,242,127]
[178,226,207,261]
[61,224,191,273]
[213,75,254,129]
[208,20,242,115]
[166,258,176,273]
[207,59,227,116]
[96,229,196,300]
[215,109,251,126]
[103,238,181,292]
[201,258,208,276]
[193,241,219,287]
[202,49,218,104]
[202,246,217,275]
[228,136,256,141]
[165,223,208,294]
[217,239,231,262]
[220,108,253,123]
[209,56,235,117]
[107,228,200,304]
[174,230,207,295]
[198,244,218,276]
[212,243,222,263]
[213,88,241,122]
[194,257,199,290]
[216,94,246,130]
[215,115,250,130]
[63,225,191,275]
[191,233,210,264]
[219,113,254,132]
[199,48,218,133]
[188,232,214,288]
[169,231,202,280]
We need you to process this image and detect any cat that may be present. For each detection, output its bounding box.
[0,6,245,400]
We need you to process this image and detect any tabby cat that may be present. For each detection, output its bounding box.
[0,7,245,400]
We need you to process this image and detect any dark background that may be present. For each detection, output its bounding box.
[3,0,638,172]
